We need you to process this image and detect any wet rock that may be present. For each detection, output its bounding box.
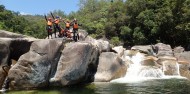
[94,52,127,82]
[157,56,179,75]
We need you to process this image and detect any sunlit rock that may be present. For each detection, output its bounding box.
[112,46,125,57]
[8,39,63,90]
[157,56,179,75]
[140,56,158,66]
[155,43,173,57]
[178,61,190,79]
[50,42,99,86]
[85,36,111,52]
[94,52,127,82]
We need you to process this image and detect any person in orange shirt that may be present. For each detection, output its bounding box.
[53,16,61,38]
[46,18,53,39]
[62,19,71,38]
[71,18,82,41]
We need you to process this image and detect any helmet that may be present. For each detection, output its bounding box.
[56,16,59,18]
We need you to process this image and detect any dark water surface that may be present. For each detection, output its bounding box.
[6,79,190,94]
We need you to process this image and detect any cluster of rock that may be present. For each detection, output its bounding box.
[0,30,190,90]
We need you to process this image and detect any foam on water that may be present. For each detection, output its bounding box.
[110,52,187,83]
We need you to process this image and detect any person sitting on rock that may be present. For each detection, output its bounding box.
[62,19,71,37]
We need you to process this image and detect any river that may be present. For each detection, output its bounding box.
[5,78,190,94]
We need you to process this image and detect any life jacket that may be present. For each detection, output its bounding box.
[73,23,78,29]
[66,22,70,28]
[55,19,59,24]
[47,21,52,26]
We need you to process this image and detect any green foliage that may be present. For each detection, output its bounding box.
[110,36,120,46]
[133,27,146,45]
[1,0,190,48]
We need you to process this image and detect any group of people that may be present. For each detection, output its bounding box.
[46,16,81,41]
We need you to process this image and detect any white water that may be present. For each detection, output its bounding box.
[176,63,180,75]
[111,52,186,83]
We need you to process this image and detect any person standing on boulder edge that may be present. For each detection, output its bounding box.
[53,16,62,38]
[46,18,53,39]
[71,18,81,41]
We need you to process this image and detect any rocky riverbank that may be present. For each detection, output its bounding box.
[0,30,190,90]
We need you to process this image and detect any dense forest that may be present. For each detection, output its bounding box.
[0,0,190,49]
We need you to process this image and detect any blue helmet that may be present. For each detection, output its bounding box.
[56,16,59,18]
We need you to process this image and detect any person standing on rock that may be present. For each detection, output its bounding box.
[71,18,81,41]
[53,16,62,38]
[46,18,53,39]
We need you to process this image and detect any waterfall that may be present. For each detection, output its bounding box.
[111,52,164,83]
[176,63,180,76]
[111,52,187,83]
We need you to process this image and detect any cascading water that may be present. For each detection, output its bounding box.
[111,52,186,83]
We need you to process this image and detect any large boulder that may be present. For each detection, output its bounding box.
[78,29,88,41]
[173,46,185,53]
[0,39,11,66]
[94,52,127,82]
[7,39,63,90]
[178,61,190,79]
[174,51,190,79]
[85,36,111,52]
[50,42,99,86]
[175,51,190,63]
[131,45,152,54]
[112,46,125,57]
[0,30,34,38]
[155,43,173,57]
[0,39,11,88]
[157,56,179,75]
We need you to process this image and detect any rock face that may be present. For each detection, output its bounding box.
[50,42,99,86]
[79,29,88,41]
[94,52,127,82]
[158,56,179,75]
[0,39,11,88]
[155,43,173,57]
[112,46,125,57]
[179,61,190,79]
[0,37,35,89]
[85,36,111,52]
[174,51,190,79]
[1,29,190,90]
[0,39,11,66]
[8,40,63,90]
